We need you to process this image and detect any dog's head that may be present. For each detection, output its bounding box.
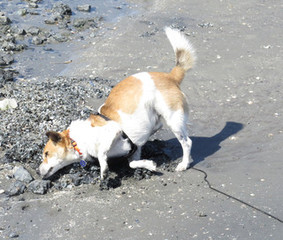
[39,130,78,179]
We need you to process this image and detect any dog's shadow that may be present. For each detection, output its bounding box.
[142,121,244,168]
[110,121,244,180]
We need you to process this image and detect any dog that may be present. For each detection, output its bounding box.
[39,27,196,180]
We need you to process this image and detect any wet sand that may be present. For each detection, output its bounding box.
[1,0,283,239]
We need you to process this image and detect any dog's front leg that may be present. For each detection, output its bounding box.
[97,152,109,180]
[128,147,157,171]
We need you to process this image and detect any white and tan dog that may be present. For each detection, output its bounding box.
[39,27,196,180]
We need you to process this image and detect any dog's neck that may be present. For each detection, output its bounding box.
[67,117,120,158]
[68,119,98,158]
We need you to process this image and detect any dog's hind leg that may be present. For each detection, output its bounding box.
[128,147,157,171]
[174,132,192,171]
[164,110,193,171]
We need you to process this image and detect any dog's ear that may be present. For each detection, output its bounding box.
[46,131,62,144]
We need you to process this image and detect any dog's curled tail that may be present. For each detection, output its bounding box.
[165,27,196,84]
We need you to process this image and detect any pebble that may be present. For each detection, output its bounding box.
[27,26,40,36]
[51,3,72,17]
[17,9,28,16]
[0,15,11,25]
[13,166,33,183]
[77,5,91,12]
[9,232,19,238]
[32,36,45,45]
[0,98,17,110]
[0,54,14,66]
[73,18,88,28]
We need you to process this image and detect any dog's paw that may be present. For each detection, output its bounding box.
[129,160,157,172]
[147,161,157,172]
[175,162,189,172]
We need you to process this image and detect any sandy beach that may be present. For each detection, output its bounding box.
[0,0,282,239]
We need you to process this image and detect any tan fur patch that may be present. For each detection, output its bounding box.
[88,114,108,127]
[100,76,143,122]
[43,130,71,164]
[150,71,188,112]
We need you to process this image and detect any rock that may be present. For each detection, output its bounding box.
[0,69,14,87]
[44,17,57,25]
[9,232,19,238]
[77,5,91,12]
[32,36,44,45]
[70,172,84,186]
[0,54,14,66]
[28,180,51,194]
[1,41,26,51]
[50,33,68,42]
[17,9,28,16]
[134,168,153,180]
[7,181,26,196]
[0,98,18,110]
[72,18,88,28]
[27,26,40,36]
[51,3,72,17]
[12,27,26,36]
[13,166,33,183]
[28,3,38,8]
[0,16,11,25]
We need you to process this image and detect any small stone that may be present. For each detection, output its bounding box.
[28,3,38,8]
[28,180,51,194]
[17,9,28,16]
[51,3,72,17]
[27,26,40,36]
[0,69,14,86]
[77,5,91,12]
[13,166,33,183]
[9,232,19,238]
[0,54,14,66]
[0,99,18,110]
[0,16,11,25]
[32,36,44,45]
[7,181,26,196]
[73,18,88,28]
[44,17,57,25]
[51,33,68,42]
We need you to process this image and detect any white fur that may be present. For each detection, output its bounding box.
[165,27,196,70]
[165,27,196,60]
[119,72,159,146]
[68,119,132,179]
